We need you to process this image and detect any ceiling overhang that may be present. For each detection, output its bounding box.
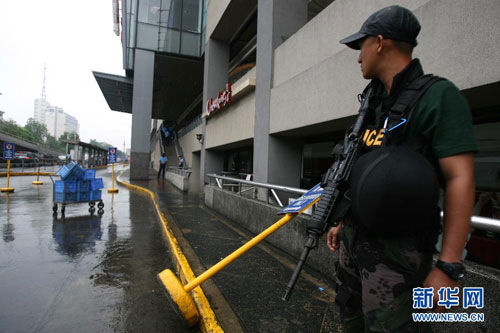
[93,71,133,114]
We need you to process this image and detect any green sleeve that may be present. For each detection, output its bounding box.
[412,80,478,159]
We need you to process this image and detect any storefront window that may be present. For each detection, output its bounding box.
[301,141,335,189]
[223,148,253,177]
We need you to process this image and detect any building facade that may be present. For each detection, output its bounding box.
[95,0,500,271]
[33,98,79,139]
[34,98,49,124]
[95,0,500,199]
[94,0,205,180]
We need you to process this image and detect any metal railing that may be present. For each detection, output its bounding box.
[208,173,307,208]
[207,174,500,233]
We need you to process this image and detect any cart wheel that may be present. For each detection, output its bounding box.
[89,207,95,215]
[52,204,58,212]
[98,201,104,209]
[98,209,104,215]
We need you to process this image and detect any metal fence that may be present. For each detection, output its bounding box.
[207,174,500,234]
[0,159,62,172]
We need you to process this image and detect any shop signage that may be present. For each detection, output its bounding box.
[206,83,232,117]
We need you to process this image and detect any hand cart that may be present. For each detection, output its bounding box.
[49,176,104,217]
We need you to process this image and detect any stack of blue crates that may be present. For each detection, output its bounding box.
[55,162,104,202]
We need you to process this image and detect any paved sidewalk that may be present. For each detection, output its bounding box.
[128,171,341,332]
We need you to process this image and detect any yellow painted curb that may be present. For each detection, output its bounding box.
[116,171,223,333]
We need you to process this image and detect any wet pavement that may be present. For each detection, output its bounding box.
[130,172,341,333]
[0,169,197,333]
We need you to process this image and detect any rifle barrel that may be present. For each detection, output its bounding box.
[282,243,312,301]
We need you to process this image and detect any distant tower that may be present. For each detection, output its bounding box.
[34,64,49,124]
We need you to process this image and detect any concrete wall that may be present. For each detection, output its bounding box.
[178,124,202,193]
[151,122,162,171]
[270,0,500,134]
[205,185,500,331]
[178,124,202,166]
[206,0,231,42]
[205,98,255,149]
[205,67,255,149]
[204,185,338,278]
[166,171,189,191]
[272,0,430,87]
[189,152,201,193]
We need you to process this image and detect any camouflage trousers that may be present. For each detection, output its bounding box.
[335,224,433,332]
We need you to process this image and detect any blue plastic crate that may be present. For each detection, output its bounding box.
[77,180,91,192]
[90,178,104,191]
[54,180,66,193]
[57,162,84,181]
[54,192,77,202]
[65,181,77,193]
[54,180,77,193]
[73,165,84,179]
[77,191,90,201]
[83,169,96,180]
[56,162,76,178]
[90,190,102,201]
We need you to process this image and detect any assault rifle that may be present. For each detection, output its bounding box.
[282,85,377,301]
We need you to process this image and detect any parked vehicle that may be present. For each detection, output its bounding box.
[13,151,40,166]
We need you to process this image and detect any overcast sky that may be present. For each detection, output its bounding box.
[0,0,131,151]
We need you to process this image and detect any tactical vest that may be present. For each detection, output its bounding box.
[348,68,444,242]
[360,74,442,153]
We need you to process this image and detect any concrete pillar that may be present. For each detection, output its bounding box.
[130,49,155,180]
[254,0,307,188]
[200,38,229,192]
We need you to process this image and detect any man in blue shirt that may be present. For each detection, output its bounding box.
[158,153,168,179]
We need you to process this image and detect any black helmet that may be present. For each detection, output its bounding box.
[349,146,439,236]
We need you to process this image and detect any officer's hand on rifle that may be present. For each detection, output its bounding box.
[326,222,343,252]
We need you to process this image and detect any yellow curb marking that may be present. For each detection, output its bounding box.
[115,170,223,333]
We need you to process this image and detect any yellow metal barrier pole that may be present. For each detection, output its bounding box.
[32,165,43,185]
[157,195,320,328]
[107,163,119,193]
[1,160,15,193]
[183,213,294,292]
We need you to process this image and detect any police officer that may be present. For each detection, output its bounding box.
[326,5,477,332]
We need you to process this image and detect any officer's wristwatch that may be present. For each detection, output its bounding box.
[435,260,466,281]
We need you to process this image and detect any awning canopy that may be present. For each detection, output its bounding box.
[93,53,204,122]
[93,71,133,114]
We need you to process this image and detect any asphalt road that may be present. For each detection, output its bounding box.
[0,169,198,333]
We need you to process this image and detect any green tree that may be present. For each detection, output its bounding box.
[88,139,125,159]
[24,118,48,142]
[45,134,65,153]
[59,131,80,142]
[0,119,35,141]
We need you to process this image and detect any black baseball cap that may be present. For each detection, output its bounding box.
[340,5,421,50]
